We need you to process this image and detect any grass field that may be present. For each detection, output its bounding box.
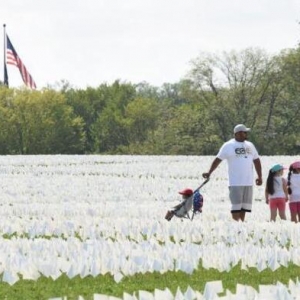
[1,264,300,299]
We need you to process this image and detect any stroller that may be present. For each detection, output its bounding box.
[165,179,209,221]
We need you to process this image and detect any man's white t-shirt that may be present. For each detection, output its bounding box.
[217,138,259,186]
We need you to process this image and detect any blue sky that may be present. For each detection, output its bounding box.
[1,0,299,89]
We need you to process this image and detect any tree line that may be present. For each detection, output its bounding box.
[0,46,300,155]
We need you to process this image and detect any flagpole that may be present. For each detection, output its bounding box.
[3,24,8,87]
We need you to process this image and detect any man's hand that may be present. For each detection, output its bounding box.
[256,178,262,186]
[202,172,210,179]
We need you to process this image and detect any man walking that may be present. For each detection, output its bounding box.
[202,124,262,221]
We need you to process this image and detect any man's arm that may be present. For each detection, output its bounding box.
[202,157,222,179]
[253,158,262,185]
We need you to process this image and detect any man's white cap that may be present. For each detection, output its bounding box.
[233,124,251,134]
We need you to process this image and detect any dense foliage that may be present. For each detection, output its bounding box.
[0,47,300,155]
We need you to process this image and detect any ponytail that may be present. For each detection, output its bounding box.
[266,170,275,195]
[287,167,292,195]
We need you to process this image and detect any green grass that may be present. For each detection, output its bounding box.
[1,263,299,300]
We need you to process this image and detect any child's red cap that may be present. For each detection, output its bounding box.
[178,188,193,196]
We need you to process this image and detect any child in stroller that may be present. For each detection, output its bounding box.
[165,187,203,221]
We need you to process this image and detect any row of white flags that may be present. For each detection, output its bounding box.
[48,280,300,300]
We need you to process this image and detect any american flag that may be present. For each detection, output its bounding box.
[6,34,37,89]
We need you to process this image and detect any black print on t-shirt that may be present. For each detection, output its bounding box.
[235,147,251,158]
[235,147,246,155]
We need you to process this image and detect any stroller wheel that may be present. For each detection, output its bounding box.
[165,210,174,221]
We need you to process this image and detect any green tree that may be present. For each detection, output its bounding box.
[91,81,136,153]
[121,97,159,153]
[0,87,19,154]
[64,87,107,153]
[2,88,85,154]
[188,48,281,152]
[260,47,300,155]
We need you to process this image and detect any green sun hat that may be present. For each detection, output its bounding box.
[270,164,284,173]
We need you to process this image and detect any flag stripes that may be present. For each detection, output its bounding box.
[6,34,36,89]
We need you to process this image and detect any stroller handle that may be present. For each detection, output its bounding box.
[193,178,210,193]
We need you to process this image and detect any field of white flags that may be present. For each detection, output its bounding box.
[1,155,300,299]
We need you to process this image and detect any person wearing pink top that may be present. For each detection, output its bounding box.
[287,161,300,223]
[265,164,288,222]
